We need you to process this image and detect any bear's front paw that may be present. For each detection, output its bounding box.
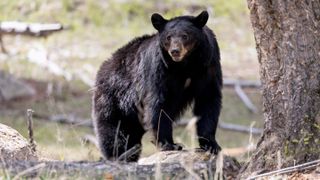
[200,140,221,154]
[160,143,184,151]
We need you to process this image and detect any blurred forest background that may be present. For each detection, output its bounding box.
[0,0,262,162]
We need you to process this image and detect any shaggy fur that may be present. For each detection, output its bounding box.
[92,11,222,162]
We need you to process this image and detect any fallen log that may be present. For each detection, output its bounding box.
[33,113,262,135]
[32,113,92,127]
[218,122,262,135]
[1,153,241,179]
[178,119,262,135]
[0,21,63,37]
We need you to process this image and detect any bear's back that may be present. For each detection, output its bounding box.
[95,34,156,83]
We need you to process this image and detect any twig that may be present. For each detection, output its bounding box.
[81,134,99,148]
[117,144,141,161]
[26,109,36,152]
[234,83,258,113]
[180,160,202,180]
[214,152,224,180]
[0,156,10,179]
[247,159,320,180]
[12,163,45,180]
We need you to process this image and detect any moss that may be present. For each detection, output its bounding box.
[62,0,74,12]
[291,139,299,144]
[284,140,289,156]
[313,123,320,130]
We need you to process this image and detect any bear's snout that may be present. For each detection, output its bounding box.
[170,48,180,56]
[169,41,188,62]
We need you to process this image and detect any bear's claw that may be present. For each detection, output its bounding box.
[160,143,184,151]
[200,140,221,155]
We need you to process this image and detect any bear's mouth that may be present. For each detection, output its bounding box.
[170,52,183,62]
[169,48,187,62]
[171,55,183,62]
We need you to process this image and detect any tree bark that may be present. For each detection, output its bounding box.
[241,0,320,177]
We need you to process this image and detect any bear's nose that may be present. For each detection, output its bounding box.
[170,49,180,56]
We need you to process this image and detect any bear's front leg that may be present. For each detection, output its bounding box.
[194,81,222,154]
[147,104,183,151]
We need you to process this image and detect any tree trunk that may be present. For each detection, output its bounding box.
[241,0,320,177]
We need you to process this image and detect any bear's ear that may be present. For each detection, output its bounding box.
[193,11,209,28]
[151,13,168,31]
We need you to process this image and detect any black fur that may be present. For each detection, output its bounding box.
[92,11,222,162]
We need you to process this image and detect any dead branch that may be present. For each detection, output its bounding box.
[118,145,142,161]
[0,21,63,37]
[177,119,262,135]
[33,113,262,135]
[32,113,92,127]
[218,122,262,135]
[26,109,36,152]
[248,159,320,179]
[223,79,261,88]
[12,163,45,180]
[234,83,258,113]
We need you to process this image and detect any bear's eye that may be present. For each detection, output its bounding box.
[182,34,188,40]
[166,35,171,41]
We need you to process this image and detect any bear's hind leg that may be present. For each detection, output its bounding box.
[94,111,145,162]
[117,115,145,162]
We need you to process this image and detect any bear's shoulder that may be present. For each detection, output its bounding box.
[98,34,156,74]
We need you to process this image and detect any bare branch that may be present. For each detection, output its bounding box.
[234,83,258,113]
[223,79,261,88]
[26,109,36,152]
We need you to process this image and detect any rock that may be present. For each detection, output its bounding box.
[0,71,35,101]
[0,123,37,161]
[138,150,212,165]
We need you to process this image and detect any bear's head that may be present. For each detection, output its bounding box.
[151,11,209,62]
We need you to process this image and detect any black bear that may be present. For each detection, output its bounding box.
[92,11,222,162]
